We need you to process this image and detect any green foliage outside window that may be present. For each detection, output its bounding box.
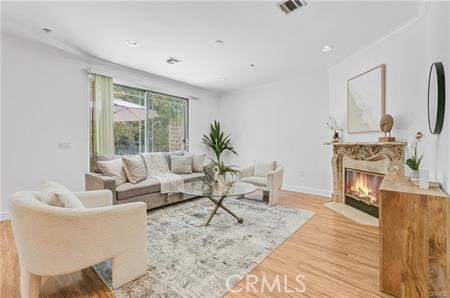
[113,85,187,154]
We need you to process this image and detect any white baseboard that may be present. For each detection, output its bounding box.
[0,211,10,221]
[282,184,331,198]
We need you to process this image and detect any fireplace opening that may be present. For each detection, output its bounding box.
[345,168,384,218]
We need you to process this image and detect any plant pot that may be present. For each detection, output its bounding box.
[407,169,419,178]
[217,175,227,188]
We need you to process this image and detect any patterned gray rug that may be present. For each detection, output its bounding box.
[94,196,315,298]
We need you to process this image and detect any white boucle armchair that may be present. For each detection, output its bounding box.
[238,162,284,206]
[9,189,147,298]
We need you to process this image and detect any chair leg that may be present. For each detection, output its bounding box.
[21,270,41,298]
[262,191,270,202]
[112,250,147,289]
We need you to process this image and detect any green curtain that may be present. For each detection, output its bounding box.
[90,74,114,169]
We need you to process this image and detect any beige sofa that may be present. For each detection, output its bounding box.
[238,161,284,205]
[86,152,205,209]
[9,189,147,298]
[85,172,204,209]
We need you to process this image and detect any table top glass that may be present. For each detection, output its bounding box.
[180,181,257,197]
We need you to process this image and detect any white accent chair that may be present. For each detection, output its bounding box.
[9,189,147,298]
[238,161,284,205]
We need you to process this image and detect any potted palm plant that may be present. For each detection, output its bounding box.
[202,120,239,187]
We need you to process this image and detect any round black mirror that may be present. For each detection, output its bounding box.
[427,62,446,134]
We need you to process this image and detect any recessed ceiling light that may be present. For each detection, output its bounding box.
[321,45,334,52]
[126,40,138,47]
[42,28,52,33]
[166,57,181,64]
[215,40,224,45]
[250,64,255,68]
[218,77,225,81]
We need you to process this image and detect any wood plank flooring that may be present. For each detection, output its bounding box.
[0,191,393,298]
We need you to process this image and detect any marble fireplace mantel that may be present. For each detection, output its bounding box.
[330,142,407,203]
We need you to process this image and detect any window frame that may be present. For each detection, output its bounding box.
[112,82,190,153]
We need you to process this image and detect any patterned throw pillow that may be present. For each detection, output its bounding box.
[122,155,148,184]
[171,155,193,174]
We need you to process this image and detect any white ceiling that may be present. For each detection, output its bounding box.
[2,1,421,93]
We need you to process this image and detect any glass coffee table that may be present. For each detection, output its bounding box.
[181,181,257,226]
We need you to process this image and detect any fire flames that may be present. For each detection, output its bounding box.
[346,171,381,205]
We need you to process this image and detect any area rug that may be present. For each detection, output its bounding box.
[94,197,315,298]
[324,201,378,226]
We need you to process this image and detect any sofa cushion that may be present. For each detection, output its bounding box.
[40,181,85,208]
[254,161,276,177]
[94,154,121,173]
[122,155,147,184]
[163,151,185,169]
[96,158,128,185]
[171,155,193,174]
[240,176,267,187]
[192,154,206,172]
[116,172,204,201]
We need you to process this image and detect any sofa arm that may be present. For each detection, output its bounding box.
[74,190,113,208]
[85,173,117,204]
[237,165,255,178]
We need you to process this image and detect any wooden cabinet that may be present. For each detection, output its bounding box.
[379,175,450,298]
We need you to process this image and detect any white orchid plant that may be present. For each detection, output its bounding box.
[406,131,424,171]
[326,116,344,139]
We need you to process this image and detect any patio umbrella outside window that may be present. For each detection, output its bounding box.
[113,99,159,152]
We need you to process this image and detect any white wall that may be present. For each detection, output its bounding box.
[328,2,450,191]
[218,2,450,197]
[218,72,331,196]
[1,2,449,217]
[0,34,219,214]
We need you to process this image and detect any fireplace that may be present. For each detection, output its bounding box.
[345,169,383,218]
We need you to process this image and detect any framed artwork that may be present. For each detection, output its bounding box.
[347,64,385,133]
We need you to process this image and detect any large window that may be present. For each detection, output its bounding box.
[113,84,188,154]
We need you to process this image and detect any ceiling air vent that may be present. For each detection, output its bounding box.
[277,0,307,14]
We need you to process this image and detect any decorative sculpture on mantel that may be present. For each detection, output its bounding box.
[379,114,395,142]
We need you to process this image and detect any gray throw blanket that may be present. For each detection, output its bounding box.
[140,152,184,194]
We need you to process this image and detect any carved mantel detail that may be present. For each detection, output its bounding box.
[331,142,406,203]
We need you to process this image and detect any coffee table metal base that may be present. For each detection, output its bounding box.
[205,196,243,226]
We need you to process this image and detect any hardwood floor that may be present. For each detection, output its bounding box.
[0,191,392,298]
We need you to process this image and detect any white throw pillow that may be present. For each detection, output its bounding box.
[254,161,276,177]
[40,181,84,208]
[96,158,128,185]
[94,154,121,173]
[171,155,193,174]
[191,154,206,172]
[122,155,147,184]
